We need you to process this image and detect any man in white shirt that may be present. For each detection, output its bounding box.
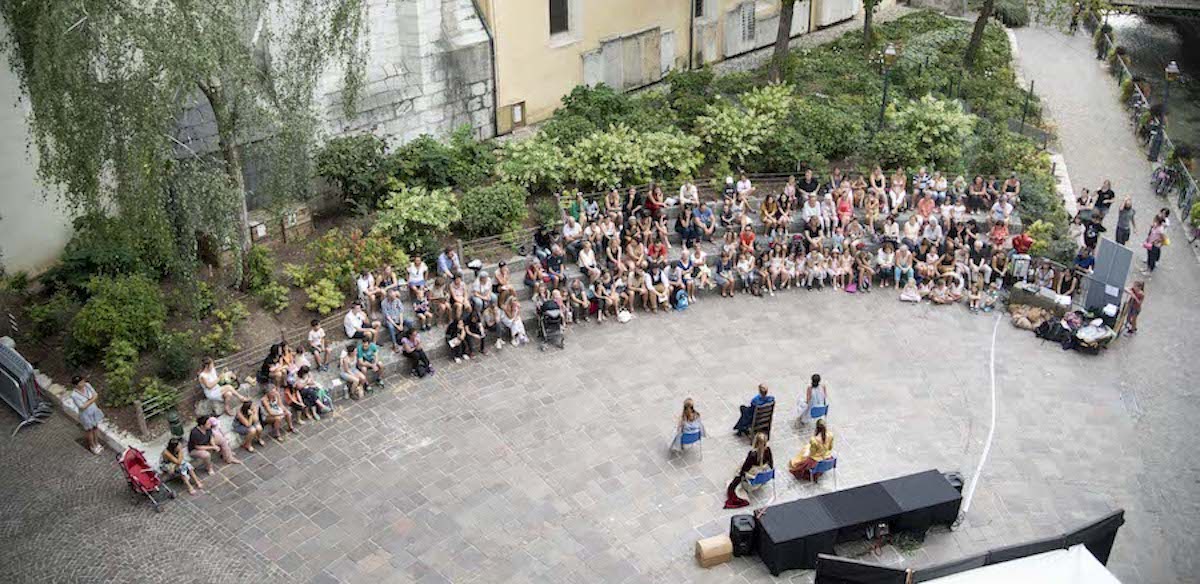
[343,302,380,341]
[561,216,583,259]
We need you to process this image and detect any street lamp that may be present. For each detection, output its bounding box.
[1148,60,1180,162]
[878,43,899,132]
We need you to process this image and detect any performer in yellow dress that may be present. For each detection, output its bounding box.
[789,419,834,481]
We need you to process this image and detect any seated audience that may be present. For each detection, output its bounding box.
[159,437,204,494]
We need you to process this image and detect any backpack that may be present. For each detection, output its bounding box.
[674,289,689,311]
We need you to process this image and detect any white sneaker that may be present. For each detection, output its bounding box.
[454,357,462,364]
[463,354,470,360]
[495,339,504,349]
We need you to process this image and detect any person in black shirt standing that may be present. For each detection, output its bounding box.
[1083,215,1106,250]
[1094,179,1116,220]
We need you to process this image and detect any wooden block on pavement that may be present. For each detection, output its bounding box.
[696,534,733,568]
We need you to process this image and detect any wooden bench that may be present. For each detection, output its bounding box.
[133,390,180,438]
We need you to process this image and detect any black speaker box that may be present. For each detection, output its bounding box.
[729,514,756,556]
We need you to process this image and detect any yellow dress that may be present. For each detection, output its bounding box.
[789,433,834,470]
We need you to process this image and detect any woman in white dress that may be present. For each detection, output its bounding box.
[797,374,829,425]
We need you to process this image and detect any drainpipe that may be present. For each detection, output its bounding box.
[688,0,696,70]
[469,0,499,138]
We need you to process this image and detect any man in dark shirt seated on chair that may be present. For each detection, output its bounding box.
[733,384,774,437]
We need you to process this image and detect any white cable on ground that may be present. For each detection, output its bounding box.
[957,313,1002,525]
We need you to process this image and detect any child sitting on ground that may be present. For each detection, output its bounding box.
[899,277,922,303]
[982,281,1001,312]
[968,280,983,312]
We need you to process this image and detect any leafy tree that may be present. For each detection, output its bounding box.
[964,0,997,69]
[770,1,798,82]
[864,0,882,47]
[0,0,368,266]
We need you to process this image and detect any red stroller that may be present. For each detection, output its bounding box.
[117,447,175,513]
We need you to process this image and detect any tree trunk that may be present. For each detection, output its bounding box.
[963,0,995,70]
[769,0,797,82]
[198,80,252,255]
[863,1,875,47]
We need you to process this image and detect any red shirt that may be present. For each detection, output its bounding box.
[1011,232,1033,254]
[740,231,756,248]
[648,242,667,259]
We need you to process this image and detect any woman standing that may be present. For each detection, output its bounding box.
[1144,215,1166,273]
[669,398,706,453]
[724,432,774,509]
[789,419,835,481]
[1125,281,1145,335]
[70,376,105,454]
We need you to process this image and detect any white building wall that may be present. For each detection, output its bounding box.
[0,53,72,276]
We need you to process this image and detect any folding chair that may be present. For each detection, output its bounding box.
[744,468,777,505]
[750,401,775,439]
[808,404,829,422]
[810,456,838,490]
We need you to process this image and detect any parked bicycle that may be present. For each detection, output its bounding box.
[1151,164,1177,197]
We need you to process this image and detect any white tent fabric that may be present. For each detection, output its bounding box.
[928,544,1121,584]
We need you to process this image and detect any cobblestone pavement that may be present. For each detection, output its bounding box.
[4,271,1194,583]
[2,22,1197,584]
[0,409,285,584]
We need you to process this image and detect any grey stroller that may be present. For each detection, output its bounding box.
[539,299,565,351]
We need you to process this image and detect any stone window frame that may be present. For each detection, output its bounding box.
[548,0,582,48]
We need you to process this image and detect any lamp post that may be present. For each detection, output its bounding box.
[1148,61,1180,162]
[878,43,899,132]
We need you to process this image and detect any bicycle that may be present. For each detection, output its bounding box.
[1151,164,1177,197]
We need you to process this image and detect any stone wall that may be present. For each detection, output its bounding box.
[174,0,494,183]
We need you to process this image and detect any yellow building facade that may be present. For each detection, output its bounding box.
[478,0,864,134]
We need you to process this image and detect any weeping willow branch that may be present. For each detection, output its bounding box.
[0,0,368,278]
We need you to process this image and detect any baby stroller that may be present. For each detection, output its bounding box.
[117,446,175,513]
[539,298,565,351]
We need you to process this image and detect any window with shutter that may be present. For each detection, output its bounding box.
[549,0,569,35]
[694,0,704,18]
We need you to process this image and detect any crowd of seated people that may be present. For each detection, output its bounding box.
[486,166,1059,319]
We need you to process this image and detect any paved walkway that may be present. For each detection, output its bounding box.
[2,22,1198,584]
[1012,24,1200,583]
